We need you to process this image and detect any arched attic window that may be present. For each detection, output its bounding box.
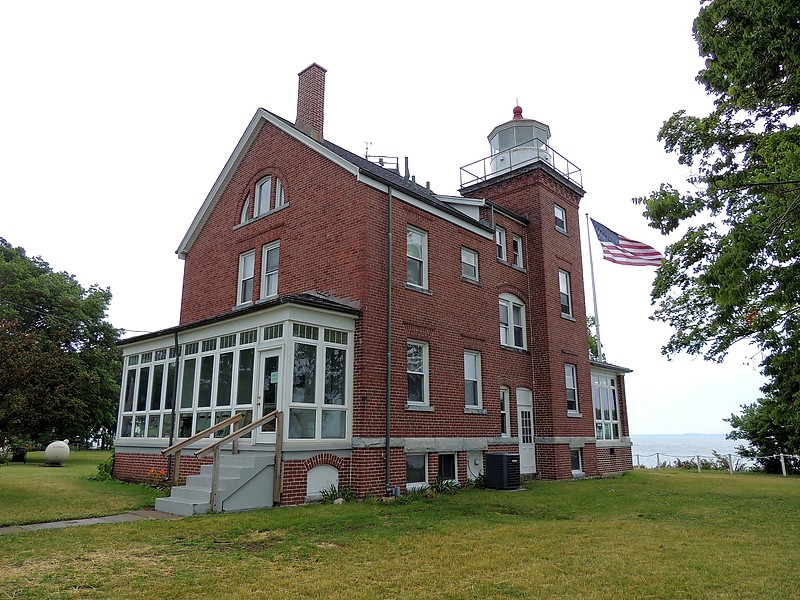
[240,195,251,224]
[255,176,272,217]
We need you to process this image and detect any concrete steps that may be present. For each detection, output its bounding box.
[155,453,275,516]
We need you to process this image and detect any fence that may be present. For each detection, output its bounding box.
[634,451,800,476]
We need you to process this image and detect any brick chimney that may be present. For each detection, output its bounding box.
[295,63,327,142]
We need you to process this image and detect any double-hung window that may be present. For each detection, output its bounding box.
[238,251,255,305]
[461,247,478,281]
[406,226,428,289]
[512,235,523,268]
[496,227,507,261]
[565,364,578,412]
[555,204,567,234]
[464,351,482,408]
[559,270,573,317]
[261,241,280,299]
[407,340,429,405]
[500,386,511,436]
[499,294,526,349]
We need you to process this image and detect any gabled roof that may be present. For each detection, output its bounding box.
[177,109,493,258]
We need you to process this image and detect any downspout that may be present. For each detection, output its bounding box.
[385,187,394,495]
[166,329,181,481]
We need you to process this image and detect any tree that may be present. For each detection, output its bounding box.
[587,316,606,362]
[0,238,121,448]
[634,0,800,466]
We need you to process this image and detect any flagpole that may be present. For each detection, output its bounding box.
[585,213,603,360]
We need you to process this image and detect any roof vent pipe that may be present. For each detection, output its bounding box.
[404,157,410,180]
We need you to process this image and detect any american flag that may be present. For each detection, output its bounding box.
[590,218,664,266]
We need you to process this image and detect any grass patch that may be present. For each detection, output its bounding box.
[1,469,798,598]
[0,450,165,526]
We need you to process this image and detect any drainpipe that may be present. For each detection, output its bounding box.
[166,330,181,481]
[385,187,394,495]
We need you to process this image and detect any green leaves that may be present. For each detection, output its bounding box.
[640,0,800,455]
[0,238,121,446]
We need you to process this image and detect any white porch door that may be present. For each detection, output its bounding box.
[516,388,536,474]
[255,349,281,444]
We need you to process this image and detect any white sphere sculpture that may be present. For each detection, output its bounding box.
[45,440,70,464]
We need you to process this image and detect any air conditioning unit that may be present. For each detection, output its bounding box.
[484,453,521,490]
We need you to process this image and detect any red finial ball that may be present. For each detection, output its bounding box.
[512,105,523,120]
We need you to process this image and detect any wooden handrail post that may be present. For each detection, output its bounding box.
[172,452,182,486]
[210,446,220,512]
[273,411,283,506]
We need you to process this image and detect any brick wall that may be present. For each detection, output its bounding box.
[597,446,634,474]
[113,452,212,486]
[174,113,631,495]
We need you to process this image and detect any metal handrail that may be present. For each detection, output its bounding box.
[161,412,245,485]
[195,410,284,511]
[459,138,582,189]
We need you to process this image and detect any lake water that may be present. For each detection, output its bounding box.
[630,433,753,468]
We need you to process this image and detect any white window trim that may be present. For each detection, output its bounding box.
[555,204,567,234]
[512,234,523,268]
[559,270,573,317]
[565,363,579,414]
[496,226,507,261]
[406,226,429,290]
[237,251,256,306]
[464,350,482,409]
[461,247,479,281]
[240,195,251,224]
[499,293,527,350]
[406,339,429,406]
[438,453,458,483]
[275,179,285,209]
[571,448,584,476]
[261,241,280,300]
[255,176,272,217]
[593,372,620,441]
[406,453,428,490]
[500,386,511,437]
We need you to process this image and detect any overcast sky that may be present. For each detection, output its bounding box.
[0,1,766,435]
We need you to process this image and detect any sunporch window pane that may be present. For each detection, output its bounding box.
[181,358,196,408]
[288,408,316,439]
[321,410,346,439]
[236,349,255,405]
[147,415,160,437]
[216,352,233,407]
[324,347,346,405]
[136,367,150,412]
[293,343,317,404]
[198,355,214,408]
[150,364,164,411]
[195,412,212,435]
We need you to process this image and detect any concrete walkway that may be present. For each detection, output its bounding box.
[0,510,182,535]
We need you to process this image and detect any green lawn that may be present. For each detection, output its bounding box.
[1,469,798,598]
[0,450,165,526]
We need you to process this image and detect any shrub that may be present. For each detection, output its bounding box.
[319,484,354,503]
[89,447,115,481]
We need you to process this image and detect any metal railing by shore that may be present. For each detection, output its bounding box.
[634,451,800,476]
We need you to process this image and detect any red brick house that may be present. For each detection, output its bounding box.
[113,64,633,514]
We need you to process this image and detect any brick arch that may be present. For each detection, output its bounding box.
[302,453,346,473]
[497,284,527,300]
